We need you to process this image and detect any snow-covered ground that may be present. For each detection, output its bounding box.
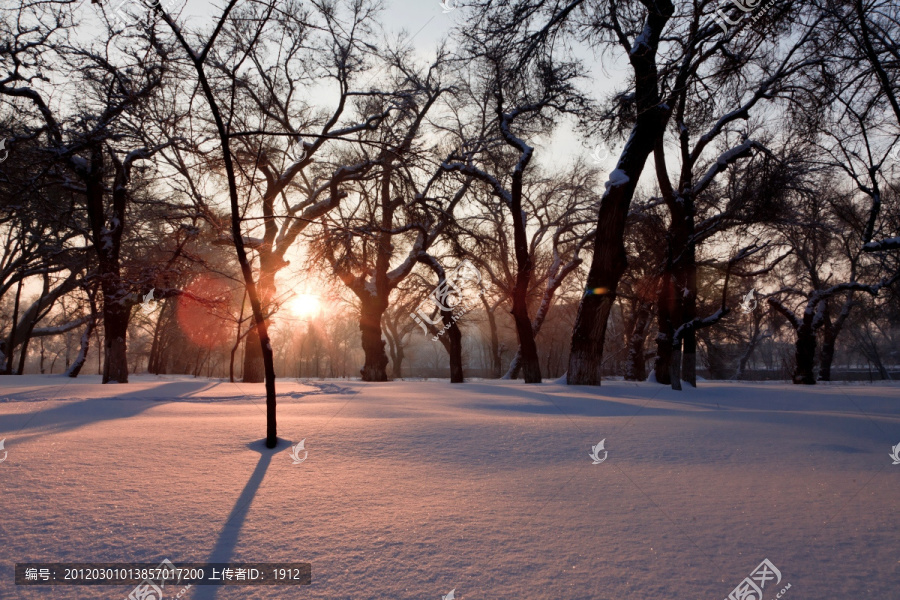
[1,375,898,599]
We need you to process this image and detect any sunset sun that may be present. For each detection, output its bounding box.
[288,294,321,318]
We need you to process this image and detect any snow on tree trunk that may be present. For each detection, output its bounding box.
[66,320,95,378]
[503,350,523,380]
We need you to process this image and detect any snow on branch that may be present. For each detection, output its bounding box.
[673,242,772,342]
[441,161,513,205]
[690,140,769,198]
[674,308,727,342]
[863,237,900,252]
[766,297,801,329]
[31,315,92,338]
[768,272,900,332]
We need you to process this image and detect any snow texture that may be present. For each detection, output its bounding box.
[1,375,899,599]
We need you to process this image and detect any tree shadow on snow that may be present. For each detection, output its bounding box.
[193,438,289,600]
[456,382,681,418]
[0,380,215,441]
[455,381,900,447]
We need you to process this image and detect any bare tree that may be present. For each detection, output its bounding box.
[318,67,462,380]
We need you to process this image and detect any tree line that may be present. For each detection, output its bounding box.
[1,0,898,445]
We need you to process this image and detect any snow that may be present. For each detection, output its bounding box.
[604,169,630,191]
[1,375,899,599]
[630,24,653,56]
[863,236,900,252]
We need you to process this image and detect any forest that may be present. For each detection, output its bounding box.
[1,0,899,416]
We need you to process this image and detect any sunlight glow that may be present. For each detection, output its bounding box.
[289,294,322,318]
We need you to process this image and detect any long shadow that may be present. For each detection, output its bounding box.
[456,381,681,418]
[193,439,287,600]
[452,381,900,445]
[0,380,215,440]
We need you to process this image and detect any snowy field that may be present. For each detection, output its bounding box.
[1,375,898,600]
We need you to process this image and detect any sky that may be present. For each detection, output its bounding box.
[58,0,633,309]
[160,0,627,170]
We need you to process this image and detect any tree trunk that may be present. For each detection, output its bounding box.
[359,296,389,381]
[392,344,405,379]
[241,267,274,383]
[16,276,48,375]
[669,344,683,390]
[664,193,695,389]
[569,146,665,383]
[102,296,130,383]
[679,258,699,387]
[16,335,30,375]
[446,317,463,384]
[653,272,675,385]
[511,299,541,382]
[503,350,523,380]
[4,277,23,374]
[147,298,168,374]
[66,320,94,378]
[624,300,652,381]
[567,11,673,385]
[819,294,854,382]
[734,315,764,380]
[819,322,836,382]
[509,166,541,384]
[384,322,400,380]
[481,295,502,378]
[242,327,265,383]
[793,321,817,385]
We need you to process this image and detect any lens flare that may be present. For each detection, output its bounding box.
[176,275,234,349]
